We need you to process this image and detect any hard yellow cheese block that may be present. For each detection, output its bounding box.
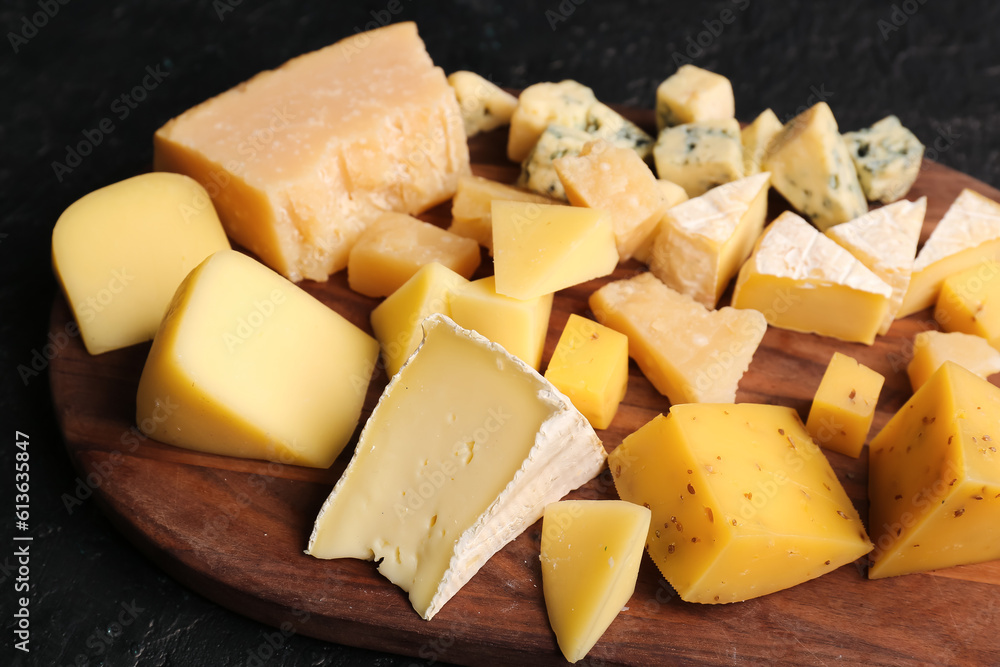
[806,352,885,458]
[650,172,770,308]
[899,189,1000,317]
[540,500,650,663]
[450,276,553,370]
[869,362,1000,579]
[154,22,469,282]
[369,262,469,378]
[732,211,893,345]
[589,273,766,404]
[554,140,667,261]
[544,314,628,430]
[935,260,1000,349]
[52,173,230,355]
[448,175,558,251]
[136,250,378,467]
[610,404,872,603]
[655,65,735,130]
[631,179,690,265]
[307,314,606,620]
[492,200,618,300]
[907,331,1000,391]
[741,108,782,176]
[346,213,480,298]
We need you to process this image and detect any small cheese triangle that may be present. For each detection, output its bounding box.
[825,197,925,334]
[898,189,1000,317]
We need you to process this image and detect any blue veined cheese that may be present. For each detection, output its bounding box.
[762,102,868,231]
[653,119,745,198]
[584,102,654,159]
[655,64,735,131]
[447,71,518,138]
[843,115,925,204]
[741,108,783,176]
[518,124,594,201]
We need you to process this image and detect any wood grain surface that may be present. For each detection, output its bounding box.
[49,109,1000,666]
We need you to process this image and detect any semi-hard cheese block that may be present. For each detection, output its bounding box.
[448,175,558,251]
[632,180,690,265]
[370,262,469,378]
[899,189,1000,317]
[655,65,735,130]
[732,211,893,345]
[450,276,553,370]
[762,102,868,230]
[843,115,924,204]
[154,22,470,282]
[741,108,783,176]
[589,273,766,404]
[806,352,885,458]
[610,405,873,603]
[825,197,926,334]
[51,173,230,355]
[491,200,618,300]
[447,70,518,137]
[135,250,378,468]
[346,213,480,298]
[544,314,629,430]
[540,500,650,663]
[935,261,1000,348]
[554,140,667,261]
[906,331,1000,391]
[307,314,606,620]
[649,172,770,308]
[519,124,594,201]
[653,119,745,198]
[868,362,1000,579]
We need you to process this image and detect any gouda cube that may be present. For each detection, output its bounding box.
[906,330,1000,391]
[448,175,557,251]
[51,173,230,355]
[806,352,885,458]
[935,260,1000,349]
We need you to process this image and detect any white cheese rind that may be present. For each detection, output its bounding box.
[914,189,1000,270]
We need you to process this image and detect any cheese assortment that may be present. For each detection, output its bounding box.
[805,352,885,458]
[906,331,1000,391]
[842,115,924,204]
[652,119,745,197]
[935,260,1000,347]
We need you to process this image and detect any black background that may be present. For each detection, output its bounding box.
[2,1,999,665]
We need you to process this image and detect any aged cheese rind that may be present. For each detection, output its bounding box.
[306,314,606,620]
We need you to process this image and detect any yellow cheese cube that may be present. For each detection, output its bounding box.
[154,22,470,282]
[653,119,745,198]
[869,362,1000,579]
[610,404,873,604]
[589,273,766,404]
[446,70,518,137]
[51,173,231,355]
[544,315,628,429]
[906,331,1000,391]
[449,276,553,370]
[135,250,379,468]
[935,260,1000,349]
[806,352,885,458]
[632,179,690,265]
[347,213,480,298]
[655,65,735,130]
[554,140,666,261]
[540,500,650,663]
[448,175,558,251]
[741,108,783,176]
[492,201,618,300]
[369,262,469,378]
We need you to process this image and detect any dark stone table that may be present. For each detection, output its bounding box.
[2,1,998,665]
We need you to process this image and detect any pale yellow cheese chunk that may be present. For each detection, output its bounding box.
[806,352,885,458]
[447,70,518,137]
[51,173,230,355]
[154,22,470,282]
[741,108,783,176]
[935,261,1000,349]
[653,119,745,198]
[135,250,379,468]
[448,175,558,251]
[541,500,650,663]
[906,330,1000,391]
[655,65,735,130]
[632,179,690,265]
[347,213,480,298]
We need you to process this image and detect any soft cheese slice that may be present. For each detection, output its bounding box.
[447,71,518,137]
[898,189,1000,317]
[732,212,893,345]
[825,197,926,334]
[906,330,1000,391]
[540,500,650,663]
[154,22,470,282]
[589,273,766,404]
[741,108,782,176]
[649,173,770,308]
[448,175,559,251]
[307,314,606,620]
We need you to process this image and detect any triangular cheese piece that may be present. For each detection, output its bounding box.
[825,197,926,334]
[306,314,606,621]
[732,211,893,344]
[540,500,650,663]
[649,172,771,307]
[898,189,1000,317]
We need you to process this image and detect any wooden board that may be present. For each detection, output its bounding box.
[49,108,1000,666]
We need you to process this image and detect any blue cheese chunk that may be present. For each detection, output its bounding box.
[447,71,519,138]
[584,102,654,159]
[518,124,593,201]
[653,119,745,198]
[508,81,597,162]
[843,115,924,204]
[655,65,735,131]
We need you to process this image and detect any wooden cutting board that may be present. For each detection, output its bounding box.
[49,108,1000,666]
